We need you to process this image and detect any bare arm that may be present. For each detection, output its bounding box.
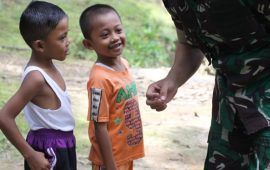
[0,71,50,169]
[94,122,117,170]
[167,29,204,89]
[146,29,204,111]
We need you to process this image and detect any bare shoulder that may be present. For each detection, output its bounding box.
[21,70,46,92]
[0,70,48,114]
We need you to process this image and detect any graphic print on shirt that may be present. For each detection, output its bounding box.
[124,99,143,146]
[116,81,137,103]
[116,81,143,146]
[91,88,102,122]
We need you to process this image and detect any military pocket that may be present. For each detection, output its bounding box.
[228,128,254,154]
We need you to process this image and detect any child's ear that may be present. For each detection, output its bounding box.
[82,39,94,50]
[32,40,45,52]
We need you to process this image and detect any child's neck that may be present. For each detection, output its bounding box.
[27,54,55,70]
[96,57,124,71]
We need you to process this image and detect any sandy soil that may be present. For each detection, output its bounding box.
[0,53,214,170]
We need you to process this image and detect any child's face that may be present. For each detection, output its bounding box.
[86,11,126,59]
[42,17,70,61]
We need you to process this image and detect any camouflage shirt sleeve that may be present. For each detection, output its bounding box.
[250,0,270,17]
[162,0,184,30]
[246,0,270,31]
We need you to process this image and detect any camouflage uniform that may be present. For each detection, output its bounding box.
[163,0,270,169]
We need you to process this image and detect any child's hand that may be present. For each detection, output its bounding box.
[146,80,168,111]
[26,150,51,170]
[146,78,179,111]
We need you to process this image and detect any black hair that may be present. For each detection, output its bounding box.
[19,1,67,47]
[79,4,121,39]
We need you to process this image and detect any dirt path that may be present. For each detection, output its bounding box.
[0,53,214,170]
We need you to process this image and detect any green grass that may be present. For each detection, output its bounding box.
[0,0,177,67]
[0,79,19,107]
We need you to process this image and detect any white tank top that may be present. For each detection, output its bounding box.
[22,66,75,131]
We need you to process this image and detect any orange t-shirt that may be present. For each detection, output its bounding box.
[87,58,144,166]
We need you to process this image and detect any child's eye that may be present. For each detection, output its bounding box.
[100,33,109,39]
[59,34,67,41]
[116,28,122,34]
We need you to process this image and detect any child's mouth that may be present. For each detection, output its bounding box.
[109,43,121,50]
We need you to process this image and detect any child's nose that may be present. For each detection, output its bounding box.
[110,33,119,42]
[67,38,71,46]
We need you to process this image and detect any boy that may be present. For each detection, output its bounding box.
[0,1,76,170]
[79,4,144,170]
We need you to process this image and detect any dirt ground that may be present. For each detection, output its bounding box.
[0,53,214,170]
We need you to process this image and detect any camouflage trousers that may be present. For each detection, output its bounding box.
[204,118,270,170]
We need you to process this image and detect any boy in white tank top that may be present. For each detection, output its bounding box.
[0,1,76,170]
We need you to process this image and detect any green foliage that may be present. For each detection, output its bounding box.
[0,0,177,67]
[0,1,27,49]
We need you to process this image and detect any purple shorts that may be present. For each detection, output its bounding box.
[24,129,76,170]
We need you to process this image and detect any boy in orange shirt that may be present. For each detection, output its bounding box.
[79,4,144,170]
